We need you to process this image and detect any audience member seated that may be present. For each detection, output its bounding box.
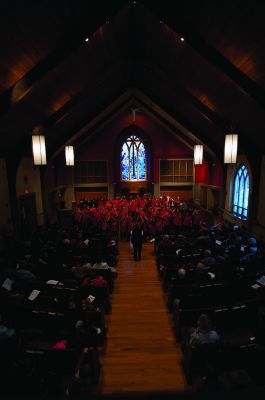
[246,237,258,254]
[53,339,68,350]
[66,347,99,398]
[81,297,98,312]
[157,235,174,254]
[189,314,220,347]
[72,263,92,278]
[196,249,215,271]
[171,268,190,310]
[92,258,111,269]
[81,274,108,289]
[90,275,108,287]
[92,257,117,278]
[181,314,221,387]
[0,314,15,344]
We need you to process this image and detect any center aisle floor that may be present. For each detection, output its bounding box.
[100,241,188,396]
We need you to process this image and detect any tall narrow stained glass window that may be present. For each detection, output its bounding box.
[121,135,146,181]
[233,164,249,219]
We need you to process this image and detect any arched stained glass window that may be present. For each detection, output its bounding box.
[233,164,249,219]
[121,135,146,181]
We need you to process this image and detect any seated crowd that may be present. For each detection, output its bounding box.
[1,194,265,396]
[155,216,265,390]
[0,215,118,399]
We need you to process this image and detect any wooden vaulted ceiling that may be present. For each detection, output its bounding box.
[0,0,265,164]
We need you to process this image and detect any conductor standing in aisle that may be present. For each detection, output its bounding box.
[131,220,144,261]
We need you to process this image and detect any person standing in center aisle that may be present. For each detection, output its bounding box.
[131,219,144,261]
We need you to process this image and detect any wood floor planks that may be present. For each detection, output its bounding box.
[100,241,188,396]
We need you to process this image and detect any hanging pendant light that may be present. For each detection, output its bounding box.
[32,134,47,165]
[65,145,74,166]
[224,134,238,164]
[194,145,203,165]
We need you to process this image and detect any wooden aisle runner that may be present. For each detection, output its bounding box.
[100,241,188,396]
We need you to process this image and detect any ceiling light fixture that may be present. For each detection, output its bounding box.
[65,146,75,166]
[194,144,203,165]
[224,133,238,164]
[32,133,47,165]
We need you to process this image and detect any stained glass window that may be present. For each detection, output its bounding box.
[233,164,249,219]
[121,135,146,181]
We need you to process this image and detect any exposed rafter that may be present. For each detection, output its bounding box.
[0,0,264,163]
[52,87,217,164]
[0,1,127,117]
[142,62,228,131]
[182,32,265,109]
[147,1,265,109]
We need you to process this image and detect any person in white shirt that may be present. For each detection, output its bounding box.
[189,314,220,347]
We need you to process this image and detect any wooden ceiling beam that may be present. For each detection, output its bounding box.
[0,1,126,117]
[146,2,265,110]
[142,62,228,132]
[183,32,265,109]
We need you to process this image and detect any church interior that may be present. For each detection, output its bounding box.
[1,0,265,399]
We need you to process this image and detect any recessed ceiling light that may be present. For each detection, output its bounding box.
[180,37,185,42]
[85,38,89,42]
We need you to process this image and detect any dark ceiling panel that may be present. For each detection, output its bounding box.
[0,0,127,113]
[0,0,264,162]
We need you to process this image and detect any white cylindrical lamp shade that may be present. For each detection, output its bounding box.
[32,135,47,165]
[65,146,74,166]
[224,134,238,163]
[194,145,203,165]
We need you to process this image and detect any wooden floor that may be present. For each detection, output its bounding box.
[99,241,189,397]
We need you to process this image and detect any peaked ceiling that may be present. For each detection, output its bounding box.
[0,0,265,165]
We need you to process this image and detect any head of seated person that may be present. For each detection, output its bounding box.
[227,232,237,245]
[94,255,103,264]
[177,268,187,280]
[68,298,78,311]
[0,314,15,344]
[189,314,220,347]
[178,267,186,277]
[67,362,94,397]
[93,258,109,269]
[199,222,208,232]
[53,339,68,350]
[90,275,108,286]
[196,249,215,270]
[63,238,71,246]
[194,235,211,250]
[80,276,91,287]
[247,237,258,253]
